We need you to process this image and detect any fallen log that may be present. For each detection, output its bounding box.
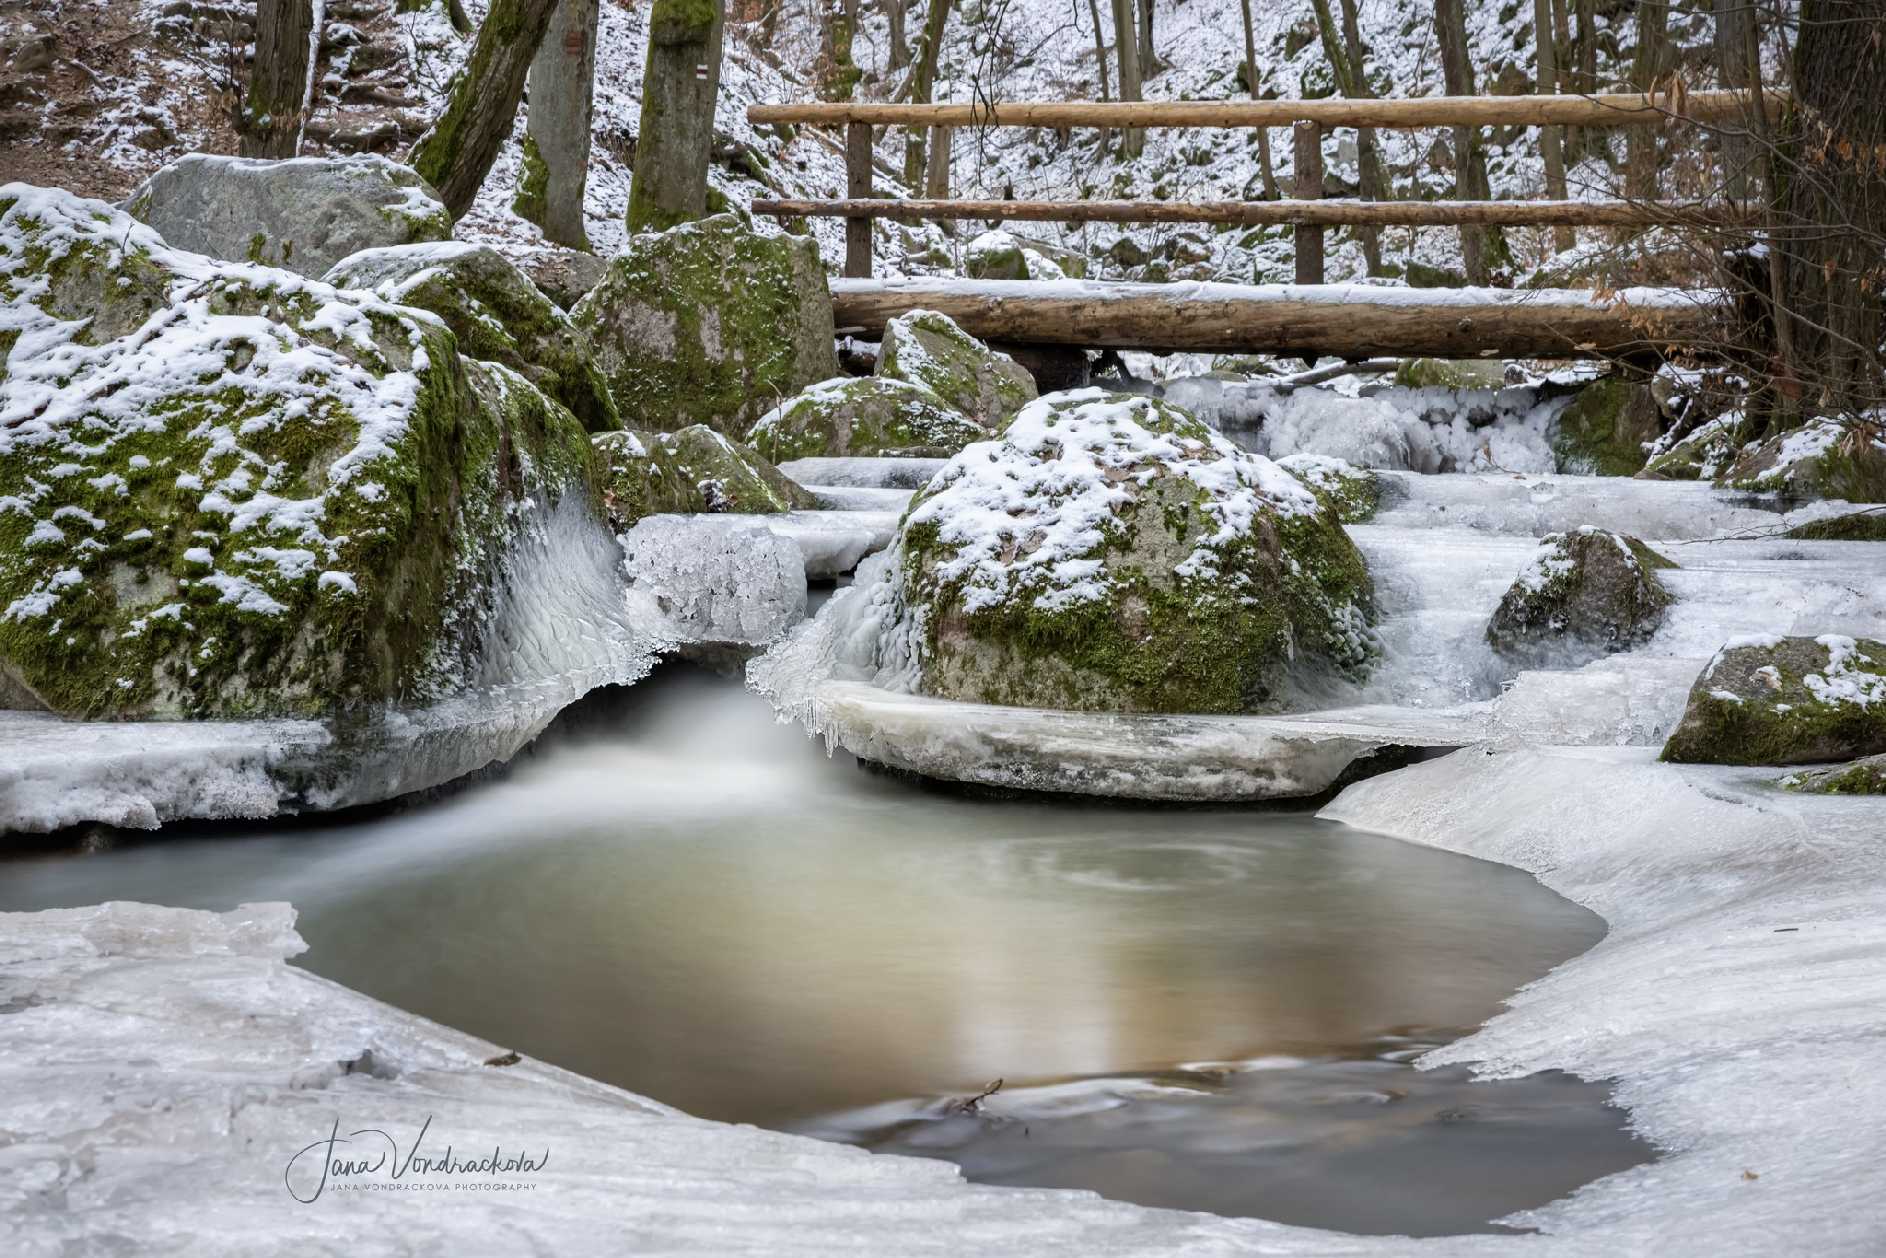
[755,197,1755,229]
[828,278,1726,360]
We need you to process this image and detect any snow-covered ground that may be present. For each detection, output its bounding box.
[4,739,1881,1254]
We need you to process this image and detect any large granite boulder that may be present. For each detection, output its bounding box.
[123,154,452,278]
[1487,528,1675,664]
[1552,375,1661,476]
[746,377,985,462]
[877,309,1037,427]
[1662,635,1886,765]
[594,426,814,528]
[963,230,1067,281]
[882,389,1376,714]
[1721,415,1886,502]
[0,184,601,720]
[572,214,837,435]
[324,242,619,433]
[1276,454,1380,524]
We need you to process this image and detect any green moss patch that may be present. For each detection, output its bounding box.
[876,309,1038,427]
[595,425,813,528]
[746,376,985,462]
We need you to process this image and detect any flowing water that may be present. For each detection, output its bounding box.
[0,665,1650,1235]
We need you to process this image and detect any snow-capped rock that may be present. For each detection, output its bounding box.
[876,309,1038,427]
[1662,634,1886,765]
[1487,528,1676,666]
[595,426,813,528]
[747,376,986,461]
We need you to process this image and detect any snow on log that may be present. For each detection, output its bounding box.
[756,197,1754,229]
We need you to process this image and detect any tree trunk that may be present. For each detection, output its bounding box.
[1110,0,1143,157]
[626,0,726,233]
[243,0,313,159]
[903,0,954,186]
[1627,0,1671,202]
[1236,0,1277,199]
[924,125,951,197]
[515,0,597,248]
[1311,0,1384,273]
[411,0,562,221]
[1434,0,1493,283]
[1714,0,1756,202]
[1572,0,1597,160]
[1086,0,1111,152]
[887,0,910,71]
[1136,0,1155,79]
[1535,0,1572,252]
[819,0,862,100]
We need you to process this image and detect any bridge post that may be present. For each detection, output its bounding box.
[1292,120,1324,285]
[844,122,874,278]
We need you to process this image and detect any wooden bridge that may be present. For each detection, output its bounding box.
[745,92,1770,360]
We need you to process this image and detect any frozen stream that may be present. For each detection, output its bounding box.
[0,665,1649,1236]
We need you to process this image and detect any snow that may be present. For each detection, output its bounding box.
[619,515,807,650]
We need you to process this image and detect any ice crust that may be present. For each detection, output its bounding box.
[620,514,808,649]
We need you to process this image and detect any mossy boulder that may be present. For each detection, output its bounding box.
[1783,509,1886,541]
[324,242,620,433]
[1487,528,1675,664]
[595,425,814,528]
[1721,415,1886,502]
[884,389,1376,714]
[123,154,453,278]
[0,184,597,720]
[1552,375,1661,476]
[1783,752,1886,795]
[745,377,986,462]
[963,230,1068,281]
[571,214,838,435]
[1276,454,1380,524]
[877,309,1037,427]
[1637,413,1753,482]
[1662,635,1886,766]
[1393,359,1506,390]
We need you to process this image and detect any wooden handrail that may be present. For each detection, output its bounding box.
[752,197,1756,229]
[747,90,1774,130]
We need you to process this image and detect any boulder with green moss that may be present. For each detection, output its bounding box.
[1393,359,1506,390]
[1276,454,1380,524]
[1721,415,1886,502]
[595,425,814,528]
[881,389,1376,714]
[1487,528,1675,664]
[324,242,619,433]
[1637,412,1753,481]
[1552,375,1661,476]
[876,309,1037,427]
[745,377,985,462]
[964,230,1067,281]
[0,183,603,720]
[1661,635,1886,766]
[1783,508,1886,541]
[124,154,453,278]
[572,214,837,434]
[1783,751,1886,794]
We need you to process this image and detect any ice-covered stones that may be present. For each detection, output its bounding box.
[1487,528,1675,664]
[595,426,814,528]
[1276,454,1380,524]
[572,214,838,434]
[0,184,602,720]
[1662,634,1886,765]
[1637,412,1752,482]
[620,515,807,651]
[877,309,1038,427]
[1784,751,1886,794]
[881,389,1376,714]
[1722,414,1886,502]
[123,154,452,278]
[323,241,620,433]
[746,377,986,461]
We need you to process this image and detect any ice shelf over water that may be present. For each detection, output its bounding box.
[5,744,1882,1254]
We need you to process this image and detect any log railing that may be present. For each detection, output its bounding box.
[745,91,1773,283]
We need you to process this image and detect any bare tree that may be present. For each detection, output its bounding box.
[626,0,726,232]
[1236,0,1277,199]
[1433,0,1498,283]
[1535,0,1572,252]
[818,0,863,100]
[1136,0,1155,79]
[903,0,956,186]
[924,125,951,197]
[1309,0,1386,274]
[1085,0,1111,152]
[1627,0,1672,201]
[242,0,313,158]
[411,0,562,220]
[514,0,598,248]
[1714,0,1756,201]
[887,0,911,71]
[1110,0,1142,157]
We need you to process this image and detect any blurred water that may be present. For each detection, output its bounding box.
[0,665,1648,1233]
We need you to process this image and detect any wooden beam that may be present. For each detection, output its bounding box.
[748,90,1774,130]
[827,277,1725,360]
[752,196,1753,228]
[843,122,873,278]
[1292,122,1324,286]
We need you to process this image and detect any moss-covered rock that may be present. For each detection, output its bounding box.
[876,309,1037,427]
[1552,375,1661,476]
[1393,358,1506,390]
[1637,412,1753,481]
[1782,751,1886,794]
[884,389,1376,714]
[324,242,619,433]
[1276,454,1380,524]
[1487,528,1675,664]
[1721,415,1886,502]
[1782,509,1886,541]
[572,214,838,434]
[0,183,597,720]
[963,230,1068,281]
[123,154,453,278]
[594,425,814,528]
[745,376,985,462]
[1662,635,1886,766]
